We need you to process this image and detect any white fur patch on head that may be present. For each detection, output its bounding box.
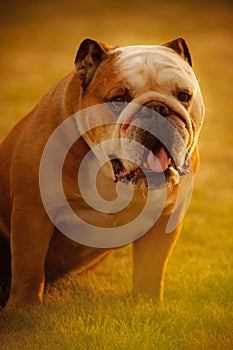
[112,44,204,152]
[114,45,196,95]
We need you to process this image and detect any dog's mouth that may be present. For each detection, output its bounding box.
[109,145,189,190]
[107,100,191,189]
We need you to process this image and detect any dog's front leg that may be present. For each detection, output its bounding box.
[132,214,182,302]
[7,200,54,308]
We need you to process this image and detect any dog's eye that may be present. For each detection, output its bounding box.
[110,96,127,112]
[177,91,192,103]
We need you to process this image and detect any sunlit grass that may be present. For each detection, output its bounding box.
[1,247,232,350]
[0,0,233,349]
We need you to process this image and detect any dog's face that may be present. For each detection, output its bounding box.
[75,38,204,189]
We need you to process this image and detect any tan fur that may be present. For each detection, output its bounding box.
[0,39,202,307]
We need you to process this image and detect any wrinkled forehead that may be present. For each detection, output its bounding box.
[113,45,196,91]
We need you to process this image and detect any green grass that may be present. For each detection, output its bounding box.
[1,246,233,350]
[0,0,233,349]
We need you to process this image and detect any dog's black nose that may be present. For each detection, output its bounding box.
[141,102,170,118]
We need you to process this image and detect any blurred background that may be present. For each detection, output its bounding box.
[0,0,232,347]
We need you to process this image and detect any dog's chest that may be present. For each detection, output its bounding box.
[78,158,168,230]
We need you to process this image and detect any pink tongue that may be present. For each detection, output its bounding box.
[147,147,169,173]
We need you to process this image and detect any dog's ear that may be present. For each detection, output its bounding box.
[75,38,109,91]
[163,38,192,66]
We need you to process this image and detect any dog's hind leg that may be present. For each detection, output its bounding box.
[0,235,11,307]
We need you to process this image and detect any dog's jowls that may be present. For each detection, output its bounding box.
[0,38,204,308]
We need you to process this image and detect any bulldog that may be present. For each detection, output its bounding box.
[0,38,204,308]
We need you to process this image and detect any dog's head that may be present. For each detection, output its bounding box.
[75,38,204,189]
